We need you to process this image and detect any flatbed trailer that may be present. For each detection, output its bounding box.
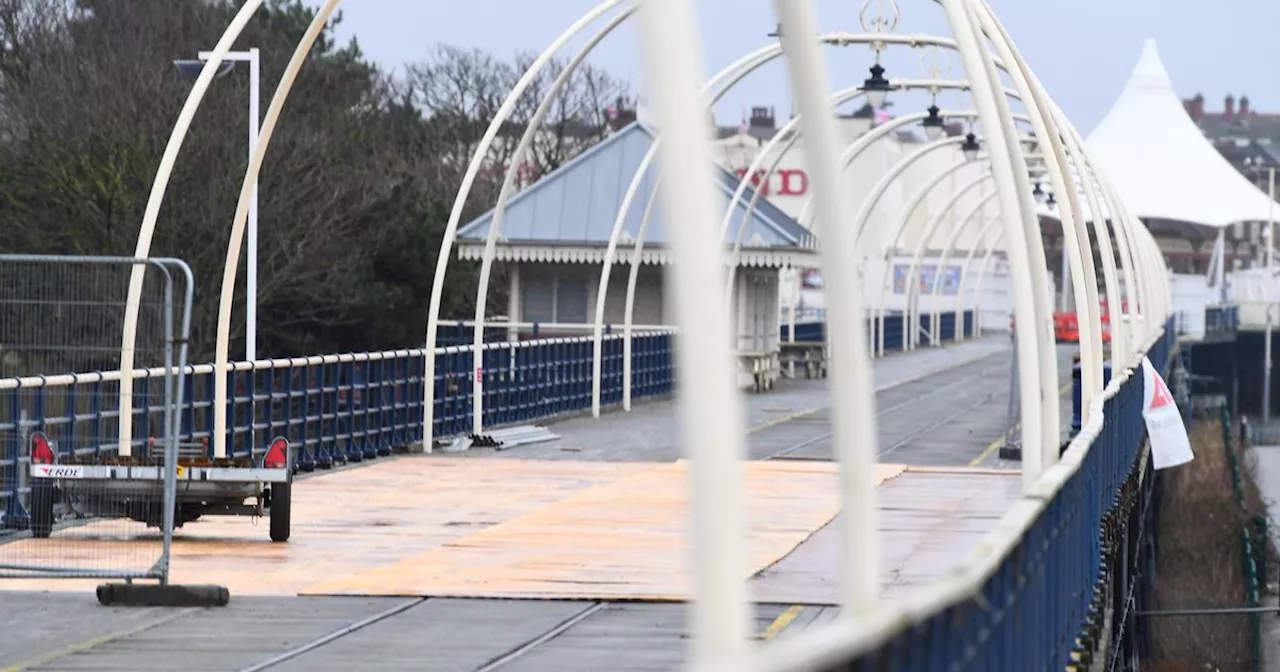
[26,431,294,542]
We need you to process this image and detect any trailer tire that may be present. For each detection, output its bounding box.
[29,481,55,538]
[269,482,291,543]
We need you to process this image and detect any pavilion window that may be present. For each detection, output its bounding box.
[522,275,555,324]
[555,273,589,324]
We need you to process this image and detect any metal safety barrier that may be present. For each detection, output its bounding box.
[782,310,977,349]
[754,321,1177,671]
[1,331,676,504]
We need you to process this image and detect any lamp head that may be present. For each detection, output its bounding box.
[1032,182,1046,204]
[961,132,981,161]
[172,58,235,79]
[861,63,890,109]
[921,104,945,141]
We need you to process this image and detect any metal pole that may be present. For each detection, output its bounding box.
[247,48,260,362]
[1265,166,1274,423]
[1059,232,1070,313]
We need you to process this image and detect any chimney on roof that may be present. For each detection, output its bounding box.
[1185,93,1205,120]
[1241,95,1251,117]
[606,95,636,131]
[1225,93,1236,122]
[749,106,776,130]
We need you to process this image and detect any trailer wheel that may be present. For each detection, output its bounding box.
[269,482,291,543]
[29,481,55,538]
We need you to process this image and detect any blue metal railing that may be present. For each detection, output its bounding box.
[780,310,976,352]
[1205,304,1240,333]
[812,318,1177,670]
[1,331,677,517]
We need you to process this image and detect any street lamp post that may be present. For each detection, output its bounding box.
[1266,165,1275,423]
[1247,156,1275,423]
[174,48,261,361]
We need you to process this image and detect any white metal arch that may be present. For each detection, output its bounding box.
[873,148,977,355]
[972,0,1103,411]
[950,212,1003,339]
[116,0,271,456]
[902,169,995,349]
[924,188,999,343]
[121,0,1175,667]
[474,6,636,429]
[729,107,1001,346]
[586,33,995,418]
[793,90,1024,229]
[586,32,878,418]
[971,228,1010,337]
[722,83,965,307]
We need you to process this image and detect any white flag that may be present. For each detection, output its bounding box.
[1141,356,1194,470]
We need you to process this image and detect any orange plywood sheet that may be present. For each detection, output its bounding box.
[902,465,1020,476]
[0,457,647,595]
[300,461,907,601]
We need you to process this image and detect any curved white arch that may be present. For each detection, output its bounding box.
[435,0,629,437]
[795,92,1024,230]
[590,32,988,417]
[973,0,1103,410]
[635,0,754,657]
[475,7,636,430]
[952,213,1003,339]
[939,0,1048,487]
[963,0,1060,464]
[588,33,800,418]
[118,0,267,457]
[621,176,662,411]
[972,229,1009,335]
[926,189,999,342]
[874,152,974,356]
[210,1,341,458]
[772,0,884,615]
[903,171,993,350]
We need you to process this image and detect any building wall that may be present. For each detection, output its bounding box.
[708,129,1004,258]
[511,261,669,333]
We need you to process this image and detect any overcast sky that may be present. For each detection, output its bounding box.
[323,0,1279,135]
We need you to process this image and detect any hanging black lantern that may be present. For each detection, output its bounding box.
[921,104,945,141]
[961,132,981,161]
[861,63,890,109]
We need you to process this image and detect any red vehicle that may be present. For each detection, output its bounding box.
[1014,300,1122,343]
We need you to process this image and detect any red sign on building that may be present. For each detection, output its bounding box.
[733,168,809,196]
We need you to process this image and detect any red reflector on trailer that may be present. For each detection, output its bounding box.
[31,433,55,465]
[264,438,288,469]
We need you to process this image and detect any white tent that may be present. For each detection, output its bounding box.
[1086,39,1278,228]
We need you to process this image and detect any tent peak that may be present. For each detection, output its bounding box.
[1130,38,1171,88]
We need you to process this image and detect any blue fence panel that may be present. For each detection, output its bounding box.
[2,331,678,509]
[824,364,1145,670]
[1205,304,1239,333]
[783,322,826,343]
[822,318,1176,670]
[780,311,978,351]
[938,312,957,343]
[882,313,905,352]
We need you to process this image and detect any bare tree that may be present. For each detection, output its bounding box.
[402,44,636,201]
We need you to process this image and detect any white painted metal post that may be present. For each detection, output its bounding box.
[247,48,260,361]
[1266,167,1275,423]
[904,171,994,350]
[771,0,882,619]
[634,0,751,665]
[940,0,1046,491]
[928,191,998,341]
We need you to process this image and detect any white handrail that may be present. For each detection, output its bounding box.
[0,331,677,392]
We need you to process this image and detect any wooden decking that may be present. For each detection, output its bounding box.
[0,456,1020,604]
